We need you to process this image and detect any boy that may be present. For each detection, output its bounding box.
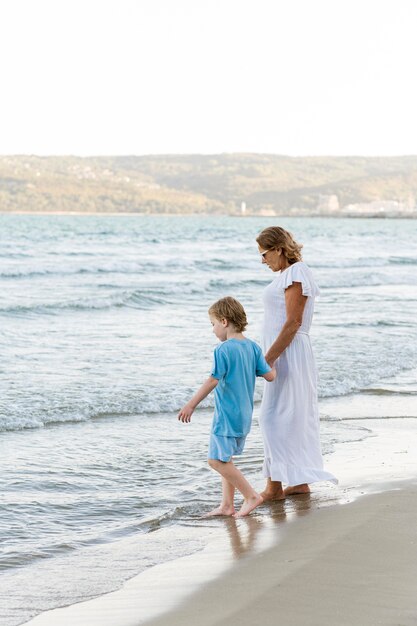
[178,296,275,518]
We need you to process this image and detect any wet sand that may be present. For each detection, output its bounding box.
[25,405,417,626]
[144,484,417,626]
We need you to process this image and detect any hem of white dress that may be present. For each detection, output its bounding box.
[262,458,338,485]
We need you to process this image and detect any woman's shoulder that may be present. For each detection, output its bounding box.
[282,261,319,296]
[290,260,309,270]
[286,260,314,275]
[276,260,307,280]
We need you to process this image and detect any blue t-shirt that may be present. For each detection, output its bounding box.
[210,338,271,437]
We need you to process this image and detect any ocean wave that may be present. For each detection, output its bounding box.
[311,258,388,269]
[0,299,123,316]
[0,289,179,315]
[193,258,248,271]
[208,277,267,289]
[319,275,414,290]
[0,262,185,280]
[0,268,102,280]
[318,359,417,398]
[320,320,415,328]
[0,384,267,433]
[2,277,258,314]
[360,388,417,396]
[326,414,417,420]
[4,358,417,433]
[389,256,417,265]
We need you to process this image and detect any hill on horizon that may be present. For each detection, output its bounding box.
[1,154,417,215]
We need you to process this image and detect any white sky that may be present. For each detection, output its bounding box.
[1,0,417,156]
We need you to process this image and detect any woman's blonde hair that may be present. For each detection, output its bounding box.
[208,297,248,332]
[256,226,303,264]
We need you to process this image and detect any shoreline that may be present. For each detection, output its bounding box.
[24,404,417,626]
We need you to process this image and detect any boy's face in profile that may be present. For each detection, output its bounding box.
[209,315,228,342]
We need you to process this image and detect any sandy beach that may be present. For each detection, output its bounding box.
[25,484,417,626]
[25,398,417,626]
[144,484,417,626]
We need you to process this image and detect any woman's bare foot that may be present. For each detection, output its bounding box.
[260,478,285,502]
[203,504,235,517]
[260,489,285,502]
[234,494,263,518]
[284,484,310,496]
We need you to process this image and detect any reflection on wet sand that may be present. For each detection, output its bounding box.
[223,515,266,559]
[285,493,312,517]
[217,499,286,560]
[221,488,345,562]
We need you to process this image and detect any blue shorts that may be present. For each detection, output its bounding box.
[208,433,247,462]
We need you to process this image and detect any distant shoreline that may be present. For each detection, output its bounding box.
[1,211,416,219]
[1,155,416,218]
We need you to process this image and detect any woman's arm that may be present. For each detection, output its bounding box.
[264,282,307,366]
[178,376,219,422]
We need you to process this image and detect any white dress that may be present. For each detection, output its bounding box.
[260,261,337,485]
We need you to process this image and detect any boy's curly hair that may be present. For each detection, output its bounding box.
[208,297,248,332]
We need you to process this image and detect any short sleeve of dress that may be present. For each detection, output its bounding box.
[211,345,228,379]
[283,262,320,298]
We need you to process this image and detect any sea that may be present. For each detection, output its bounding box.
[1,214,417,625]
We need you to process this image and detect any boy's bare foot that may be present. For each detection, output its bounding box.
[203,505,235,517]
[260,489,285,502]
[284,484,310,496]
[234,494,263,518]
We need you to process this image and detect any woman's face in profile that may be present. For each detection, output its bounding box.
[258,245,282,272]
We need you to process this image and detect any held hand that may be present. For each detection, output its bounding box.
[178,404,194,423]
[263,366,276,382]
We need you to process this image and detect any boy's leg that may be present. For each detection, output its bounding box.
[221,477,235,508]
[203,476,235,517]
[208,459,263,518]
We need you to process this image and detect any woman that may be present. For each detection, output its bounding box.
[257,226,337,500]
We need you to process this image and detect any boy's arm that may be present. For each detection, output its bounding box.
[262,368,276,382]
[256,347,276,382]
[178,376,219,422]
